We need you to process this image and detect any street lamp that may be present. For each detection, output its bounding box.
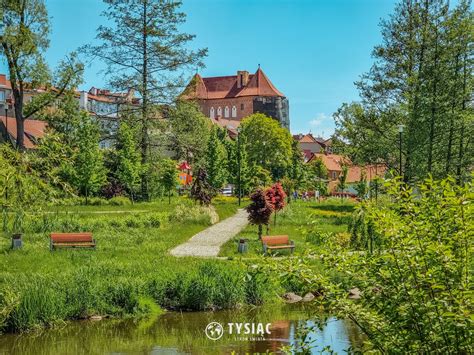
[237,127,242,206]
[4,107,8,144]
[398,124,405,179]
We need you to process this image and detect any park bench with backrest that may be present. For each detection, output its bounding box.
[50,232,96,251]
[261,235,295,255]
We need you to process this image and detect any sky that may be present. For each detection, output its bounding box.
[1,0,398,136]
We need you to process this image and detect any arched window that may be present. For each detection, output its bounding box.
[217,107,222,117]
[231,106,237,118]
[224,106,230,118]
[210,107,215,119]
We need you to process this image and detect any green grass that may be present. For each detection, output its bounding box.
[0,196,279,332]
[0,196,357,333]
[219,198,356,258]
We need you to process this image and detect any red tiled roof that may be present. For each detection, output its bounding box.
[347,164,386,183]
[183,68,285,100]
[0,117,47,149]
[309,153,350,172]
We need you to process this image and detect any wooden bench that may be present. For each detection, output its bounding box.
[50,233,96,251]
[261,235,295,255]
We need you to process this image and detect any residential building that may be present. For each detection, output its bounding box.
[308,152,385,195]
[293,133,332,161]
[0,73,141,148]
[182,67,290,132]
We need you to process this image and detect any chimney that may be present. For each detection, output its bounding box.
[79,91,88,109]
[237,71,249,89]
[89,87,98,95]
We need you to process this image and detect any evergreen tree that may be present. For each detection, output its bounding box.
[355,171,368,199]
[116,122,142,203]
[205,126,227,190]
[83,0,207,198]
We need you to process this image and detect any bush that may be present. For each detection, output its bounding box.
[325,177,473,353]
[108,196,131,206]
[169,204,219,225]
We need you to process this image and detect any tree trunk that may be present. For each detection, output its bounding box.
[258,224,262,240]
[427,28,439,174]
[140,0,149,201]
[168,189,171,205]
[274,211,277,226]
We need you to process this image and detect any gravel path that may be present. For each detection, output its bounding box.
[170,209,249,257]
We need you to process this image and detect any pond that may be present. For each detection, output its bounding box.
[0,304,365,354]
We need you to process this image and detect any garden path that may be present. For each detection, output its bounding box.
[170,209,248,257]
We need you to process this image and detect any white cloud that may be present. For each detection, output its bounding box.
[309,113,329,126]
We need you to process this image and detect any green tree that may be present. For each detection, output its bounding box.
[308,156,328,198]
[354,171,368,199]
[116,122,142,203]
[334,0,473,183]
[0,0,83,150]
[159,158,178,204]
[239,113,293,180]
[166,101,211,166]
[337,164,348,196]
[83,0,207,198]
[71,116,107,204]
[205,126,227,190]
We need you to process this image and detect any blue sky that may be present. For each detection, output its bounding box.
[1,0,397,136]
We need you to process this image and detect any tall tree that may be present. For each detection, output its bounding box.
[0,0,83,150]
[166,101,211,166]
[205,126,227,190]
[240,113,293,180]
[116,122,142,203]
[71,116,107,204]
[84,0,207,199]
[334,0,473,183]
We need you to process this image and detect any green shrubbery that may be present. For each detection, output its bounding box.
[323,177,472,353]
[0,261,279,332]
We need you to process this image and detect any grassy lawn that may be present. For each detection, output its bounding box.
[0,196,357,333]
[219,198,356,258]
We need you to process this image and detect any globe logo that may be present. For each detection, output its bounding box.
[205,322,224,340]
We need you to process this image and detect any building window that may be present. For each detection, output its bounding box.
[231,106,237,118]
[224,106,229,118]
[217,107,222,117]
[332,171,337,180]
[0,91,5,102]
[210,107,215,119]
[241,103,244,110]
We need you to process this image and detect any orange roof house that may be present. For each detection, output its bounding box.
[182,67,290,131]
[0,116,47,149]
[308,153,386,193]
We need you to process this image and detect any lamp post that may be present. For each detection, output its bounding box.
[237,128,242,206]
[4,107,8,145]
[398,124,405,179]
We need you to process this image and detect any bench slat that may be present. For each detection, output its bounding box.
[50,233,93,243]
[262,235,290,245]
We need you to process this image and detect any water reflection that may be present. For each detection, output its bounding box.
[0,304,363,354]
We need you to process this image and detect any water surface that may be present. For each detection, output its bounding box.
[0,304,364,354]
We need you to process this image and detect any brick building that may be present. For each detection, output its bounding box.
[182,67,290,131]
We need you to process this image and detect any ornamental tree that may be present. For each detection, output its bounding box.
[190,167,214,206]
[266,182,287,226]
[246,189,273,239]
